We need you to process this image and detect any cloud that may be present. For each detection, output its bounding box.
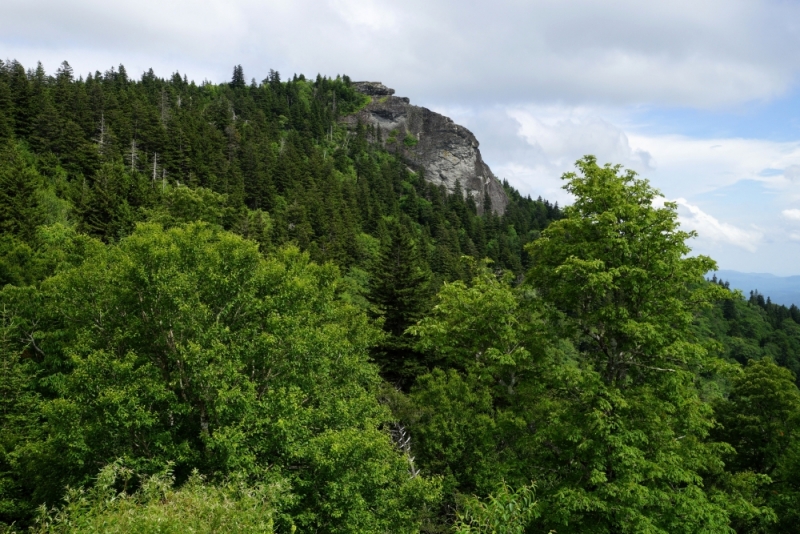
[425,104,659,203]
[617,133,800,200]
[784,165,800,182]
[441,103,800,205]
[3,0,800,107]
[509,106,656,171]
[674,198,763,252]
[782,209,800,221]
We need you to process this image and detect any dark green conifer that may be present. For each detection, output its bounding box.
[369,217,431,385]
[230,65,245,89]
[0,142,43,242]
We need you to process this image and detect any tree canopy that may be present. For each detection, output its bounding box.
[0,60,799,533]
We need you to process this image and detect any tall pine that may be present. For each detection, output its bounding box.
[369,217,431,386]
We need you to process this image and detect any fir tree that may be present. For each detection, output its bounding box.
[369,217,431,385]
[230,64,245,89]
[0,142,43,242]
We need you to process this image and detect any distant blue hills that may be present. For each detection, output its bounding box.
[712,270,800,308]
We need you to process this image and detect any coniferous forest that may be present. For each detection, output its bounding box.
[0,60,799,533]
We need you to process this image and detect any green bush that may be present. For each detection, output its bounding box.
[29,463,281,534]
[403,134,419,147]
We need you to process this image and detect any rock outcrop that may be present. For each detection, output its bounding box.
[342,82,509,215]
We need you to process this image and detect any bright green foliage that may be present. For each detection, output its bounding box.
[403,133,419,148]
[143,185,232,228]
[714,359,800,532]
[405,369,499,496]
[403,158,760,533]
[454,481,538,534]
[527,156,727,384]
[524,156,738,532]
[28,463,281,534]
[0,223,439,531]
[407,261,541,496]
[402,262,548,522]
[412,259,535,373]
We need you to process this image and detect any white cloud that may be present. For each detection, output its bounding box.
[784,165,800,182]
[3,0,800,107]
[446,104,800,203]
[509,107,654,171]
[782,209,800,221]
[622,133,800,198]
[674,198,763,252]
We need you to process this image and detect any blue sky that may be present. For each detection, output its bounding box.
[4,0,800,274]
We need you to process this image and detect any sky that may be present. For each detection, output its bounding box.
[4,0,800,274]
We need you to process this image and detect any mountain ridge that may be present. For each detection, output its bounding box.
[714,269,800,307]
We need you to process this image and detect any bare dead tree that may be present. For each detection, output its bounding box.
[128,138,138,172]
[152,153,158,184]
[391,423,420,478]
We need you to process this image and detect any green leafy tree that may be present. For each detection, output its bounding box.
[524,156,751,532]
[402,260,550,524]
[0,223,439,531]
[30,463,282,534]
[454,481,538,534]
[714,358,800,532]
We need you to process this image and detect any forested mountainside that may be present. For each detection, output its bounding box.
[0,60,557,279]
[699,276,800,385]
[1,60,800,533]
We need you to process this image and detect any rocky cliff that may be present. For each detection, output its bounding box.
[342,82,509,215]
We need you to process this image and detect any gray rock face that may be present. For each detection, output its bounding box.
[342,83,509,215]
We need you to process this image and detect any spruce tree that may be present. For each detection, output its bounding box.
[0,143,43,242]
[369,217,431,385]
[0,78,14,141]
[230,65,245,89]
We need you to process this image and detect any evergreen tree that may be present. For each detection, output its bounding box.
[230,64,245,89]
[0,77,14,141]
[0,142,43,242]
[369,217,431,385]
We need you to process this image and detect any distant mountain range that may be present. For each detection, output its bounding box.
[713,270,800,307]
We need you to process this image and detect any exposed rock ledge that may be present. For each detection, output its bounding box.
[341,82,509,215]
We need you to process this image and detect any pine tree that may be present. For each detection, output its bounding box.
[369,217,431,385]
[230,65,246,89]
[0,76,15,141]
[0,142,43,242]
